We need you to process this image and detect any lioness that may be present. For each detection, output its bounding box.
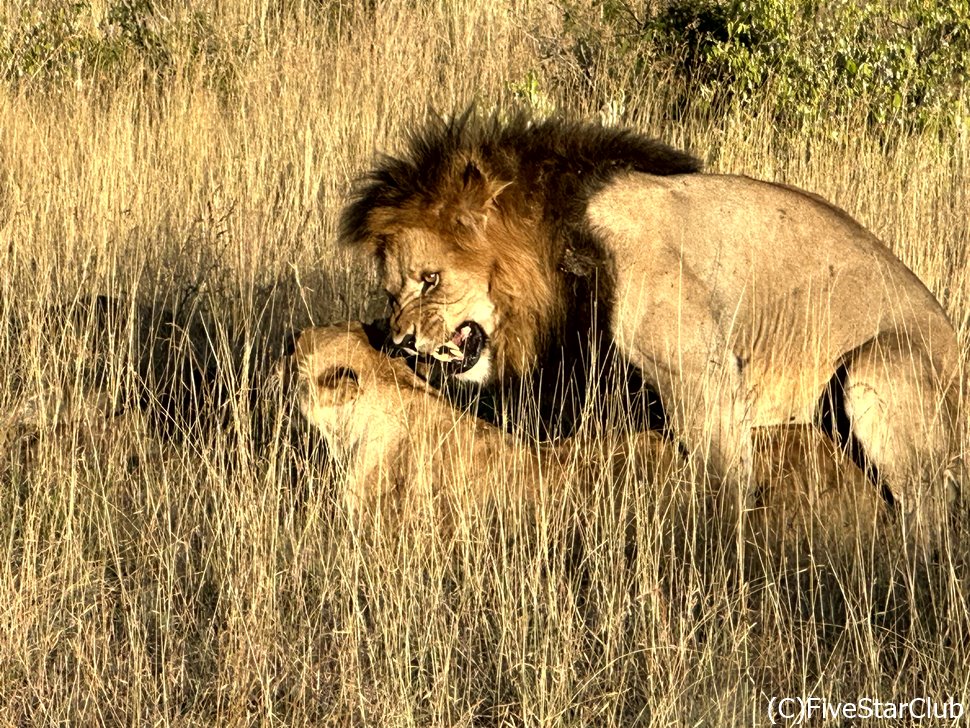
[291,324,880,546]
[339,111,962,547]
[289,323,594,517]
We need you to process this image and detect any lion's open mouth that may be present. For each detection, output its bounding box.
[394,321,487,374]
[437,321,487,374]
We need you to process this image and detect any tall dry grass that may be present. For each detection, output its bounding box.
[0,1,968,725]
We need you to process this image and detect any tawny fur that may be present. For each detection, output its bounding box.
[290,323,579,519]
[290,324,880,546]
[340,111,964,548]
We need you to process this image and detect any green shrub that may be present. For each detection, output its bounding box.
[642,0,970,132]
[0,1,235,95]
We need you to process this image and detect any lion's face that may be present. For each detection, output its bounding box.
[382,227,498,384]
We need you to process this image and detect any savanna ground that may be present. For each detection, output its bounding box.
[1,1,969,725]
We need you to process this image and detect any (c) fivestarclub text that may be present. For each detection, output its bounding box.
[767,696,963,724]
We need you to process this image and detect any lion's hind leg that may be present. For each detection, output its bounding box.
[840,331,959,551]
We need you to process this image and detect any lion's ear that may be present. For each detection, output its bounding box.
[360,208,399,257]
[453,160,509,230]
[316,365,362,406]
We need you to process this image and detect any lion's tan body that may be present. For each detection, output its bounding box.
[590,172,961,543]
[340,114,963,547]
[593,173,958,426]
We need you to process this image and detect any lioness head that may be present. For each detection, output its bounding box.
[290,322,427,447]
[287,321,557,517]
[288,322,440,510]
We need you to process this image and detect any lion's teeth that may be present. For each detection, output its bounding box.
[430,342,464,361]
[443,341,464,359]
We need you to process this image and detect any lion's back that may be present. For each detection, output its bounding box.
[590,171,959,375]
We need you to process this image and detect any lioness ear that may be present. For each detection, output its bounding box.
[316,365,362,406]
[453,159,510,230]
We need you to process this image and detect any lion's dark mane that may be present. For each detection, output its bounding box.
[342,110,701,437]
[340,109,701,251]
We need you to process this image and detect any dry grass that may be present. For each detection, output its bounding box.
[1,1,969,725]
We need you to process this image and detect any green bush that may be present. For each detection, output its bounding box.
[3,0,968,136]
[0,1,235,95]
[641,0,970,132]
[0,1,149,88]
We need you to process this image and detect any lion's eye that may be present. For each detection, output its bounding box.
[422,272,440,294]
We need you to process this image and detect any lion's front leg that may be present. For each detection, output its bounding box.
[706,365,754,531]
[615,286,753,534]
[656,352,753,528]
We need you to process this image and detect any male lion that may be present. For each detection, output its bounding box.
[339,111,963,547]
[291,324,881,548]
